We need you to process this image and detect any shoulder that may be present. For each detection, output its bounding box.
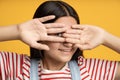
[0,51,29,80]
[77,56,118,70]
[0,51,28,62]
[77,56,118,66]
[0,51,27,56]
[77,56,118,80]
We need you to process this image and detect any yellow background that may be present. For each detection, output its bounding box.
[0,0,120,61]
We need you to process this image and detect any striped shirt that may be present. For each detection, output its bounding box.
[0,51,118,80]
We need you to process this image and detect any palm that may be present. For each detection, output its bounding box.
[18,16,66,50]
[64,25,105,50]
[19,19,48,49]
[80,25,105,49]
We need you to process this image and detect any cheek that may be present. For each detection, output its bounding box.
[45,42,60,50]
[44,42,61,56]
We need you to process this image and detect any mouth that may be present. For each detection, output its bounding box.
[58,49,72,52]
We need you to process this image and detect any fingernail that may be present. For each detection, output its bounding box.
[50,15,56,18]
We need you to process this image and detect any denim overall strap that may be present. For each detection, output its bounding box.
[68,60,81,80]
[30,59,81,80]
[30,59,39,80]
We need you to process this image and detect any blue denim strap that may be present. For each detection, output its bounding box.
[30,59,81,80]
[30,59,39,80]
[68,60,81,80]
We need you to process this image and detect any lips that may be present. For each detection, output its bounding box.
[58,49,72,52]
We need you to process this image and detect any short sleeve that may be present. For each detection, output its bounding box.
[78,56,118,80]
[0,51,25,80]
[0,51,9,80]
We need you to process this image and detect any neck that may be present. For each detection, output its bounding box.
[42,58,66,70]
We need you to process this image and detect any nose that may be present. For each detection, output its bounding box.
[63,42,73,47]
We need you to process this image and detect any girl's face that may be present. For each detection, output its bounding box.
[43,16,78,63]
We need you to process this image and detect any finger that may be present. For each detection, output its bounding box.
[74,44,83,50]
[65,38,83,44]
[63,33,80,39]
[75,44,94,50]
[47,28,66,34]
[30,41,50,50]
[45,36,65,42]
[66,29,82,34]
[38,15,55,22]
[72,25,85,30]
[45,23,67,28]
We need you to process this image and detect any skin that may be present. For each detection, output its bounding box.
[0,15,67,50]
[43,17,78,70]
[0,15,120,79]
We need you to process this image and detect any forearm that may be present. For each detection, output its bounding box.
[0,25,19,41]
[103,32,120,53]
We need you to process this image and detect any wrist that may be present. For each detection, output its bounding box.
[102,31,111,46]
[102,31,120,53]
[16,24,21,40]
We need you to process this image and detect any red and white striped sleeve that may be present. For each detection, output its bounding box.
[78,56,118,80]
[0,51,24,80]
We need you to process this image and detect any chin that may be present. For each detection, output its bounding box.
[59,57,72,63]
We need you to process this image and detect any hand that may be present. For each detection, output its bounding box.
[64,25,106,50]
[18,15,66,50]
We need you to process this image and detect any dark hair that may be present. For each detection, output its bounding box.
[30,1,83,60]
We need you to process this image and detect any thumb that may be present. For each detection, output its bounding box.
[30,42,50,50]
